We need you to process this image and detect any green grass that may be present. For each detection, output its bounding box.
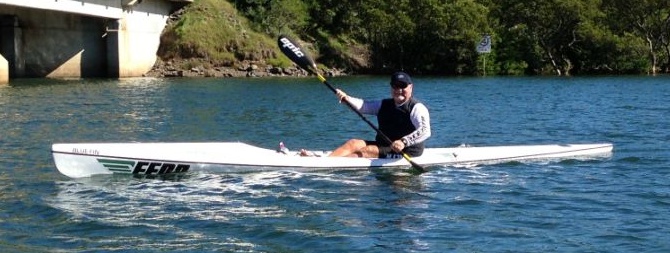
[158,0,287,68]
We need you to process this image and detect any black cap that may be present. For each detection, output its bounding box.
[390,71,412,85]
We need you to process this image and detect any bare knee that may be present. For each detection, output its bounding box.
[330,139,367,157]
[346,141,378,158]
[344,139,367,149]
[359,145,380,158]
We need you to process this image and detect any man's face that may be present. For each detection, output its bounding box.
[390,82,412,104]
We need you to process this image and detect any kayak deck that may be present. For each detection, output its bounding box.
[51,142,614,178]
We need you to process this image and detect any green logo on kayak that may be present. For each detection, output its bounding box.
[97,159,190,175]
[98,159,135,174]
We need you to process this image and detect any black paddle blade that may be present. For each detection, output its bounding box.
[278,35,316,73]
[402,153,426,173]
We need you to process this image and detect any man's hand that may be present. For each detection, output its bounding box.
[335,89,348,103]
[391,140,405,153]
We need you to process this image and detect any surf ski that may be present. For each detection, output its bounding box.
[51,142,613,178]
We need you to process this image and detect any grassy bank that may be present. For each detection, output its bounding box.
[156,0,293,72]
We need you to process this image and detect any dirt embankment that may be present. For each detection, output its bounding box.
[142,6,344,78]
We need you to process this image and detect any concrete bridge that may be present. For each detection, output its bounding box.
[0,0,192,84]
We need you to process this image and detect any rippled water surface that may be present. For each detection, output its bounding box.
[1,76,669,252]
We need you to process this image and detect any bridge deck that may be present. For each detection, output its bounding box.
[0,0,192,18]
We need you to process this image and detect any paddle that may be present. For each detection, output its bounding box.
[277,35,426,172]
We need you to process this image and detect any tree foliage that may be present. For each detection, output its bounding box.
[223,0,669,75]
[602,0,670,74]
[234,0,309,37]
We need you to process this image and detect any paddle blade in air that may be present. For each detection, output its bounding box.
[278,35,316,72]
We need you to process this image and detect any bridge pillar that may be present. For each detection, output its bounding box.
[106,20,121,78]
[0,15,23,80]
[0,54,7,84]
[105,7,169,77]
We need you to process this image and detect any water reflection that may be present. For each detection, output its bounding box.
[47,168,437,251]
[372,169,426,191]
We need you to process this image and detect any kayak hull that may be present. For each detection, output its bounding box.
[51,142,614,178]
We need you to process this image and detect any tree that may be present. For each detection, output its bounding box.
[492,0,603,75]
[356,0,489,74]
[357,0,415,72]
[234,0,309,36]
[413,0,491,74]
[303,0,364,35]
[603,0,670,74]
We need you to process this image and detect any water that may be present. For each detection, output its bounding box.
[1,76,669,252]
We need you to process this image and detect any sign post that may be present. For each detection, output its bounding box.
[476,35,491,76]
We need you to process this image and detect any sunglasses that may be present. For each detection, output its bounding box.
[390,82,409,89]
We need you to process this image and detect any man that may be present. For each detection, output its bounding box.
[326,71,431,158]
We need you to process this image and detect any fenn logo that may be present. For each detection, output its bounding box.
[279,37,305,57]
[97,159,190,175]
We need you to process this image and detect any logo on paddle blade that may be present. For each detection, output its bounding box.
[97,159,190,175]
[279,37,305,57]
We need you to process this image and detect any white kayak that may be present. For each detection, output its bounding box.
[51,142,614,178]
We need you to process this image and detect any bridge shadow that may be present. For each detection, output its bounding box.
[1,9,109,78]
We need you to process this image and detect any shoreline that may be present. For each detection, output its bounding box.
[144,59,347,78]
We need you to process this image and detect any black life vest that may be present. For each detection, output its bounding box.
[376,98,425,156]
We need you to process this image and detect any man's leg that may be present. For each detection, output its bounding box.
[329,139,380,158]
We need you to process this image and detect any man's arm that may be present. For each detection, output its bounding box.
[401,103,431,146]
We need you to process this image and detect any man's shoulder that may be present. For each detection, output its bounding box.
[408,97,427,107]
[409,98,429,113]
